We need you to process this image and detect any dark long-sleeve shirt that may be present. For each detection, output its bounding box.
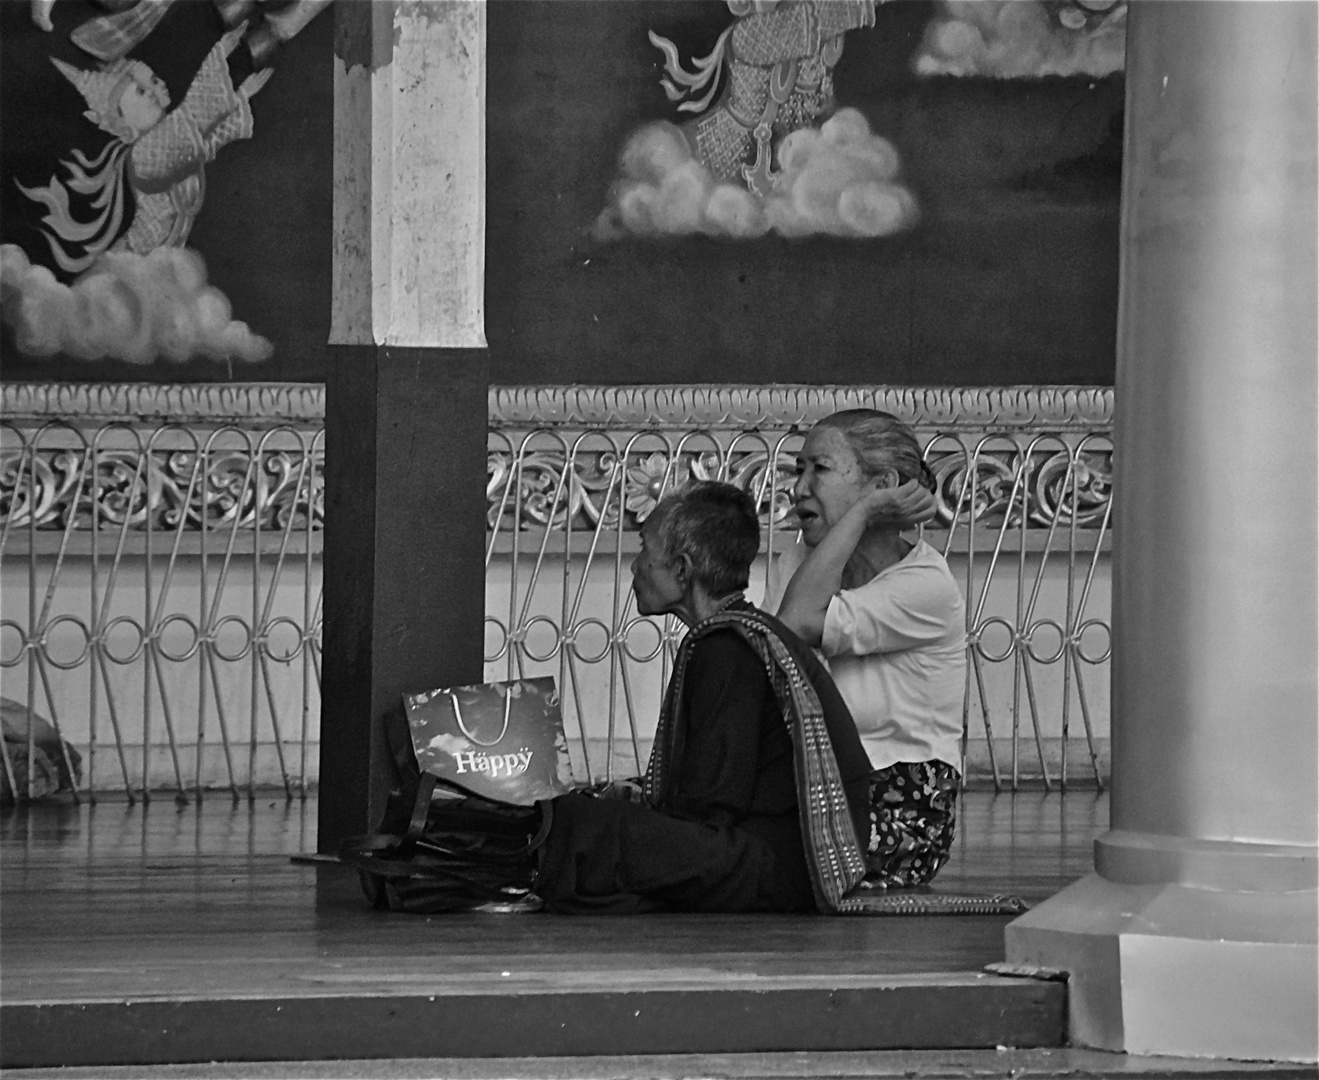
[535,613,871,914]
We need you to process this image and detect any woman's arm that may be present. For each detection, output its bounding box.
[777,481,933,647]
[776,500,867,647]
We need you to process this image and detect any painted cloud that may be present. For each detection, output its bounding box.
[0,244,273,365]
[914,0,1127,79]
[594,109,918,242]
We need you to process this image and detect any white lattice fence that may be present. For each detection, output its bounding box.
[1,383,1113,800]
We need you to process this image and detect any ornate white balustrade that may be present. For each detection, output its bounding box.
[1,387,324,802]
[1,383,1113,800]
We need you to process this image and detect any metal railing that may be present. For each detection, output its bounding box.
[1,418,323,801]
[1,384,1113,801]
[485,425,1113,792]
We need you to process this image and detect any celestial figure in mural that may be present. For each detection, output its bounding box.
[652,0,878,195]
[4,0,330,365]
[596,0,918,241]
[16,26,271,275]
[914,0,1126,79]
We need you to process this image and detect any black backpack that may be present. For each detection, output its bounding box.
[335,702,553,914]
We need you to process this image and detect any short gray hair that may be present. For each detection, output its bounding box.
[652,481,760,597]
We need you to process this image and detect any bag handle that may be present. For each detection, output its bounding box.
[449,686,513,747]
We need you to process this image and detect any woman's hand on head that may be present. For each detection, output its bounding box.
[857,478,937,529]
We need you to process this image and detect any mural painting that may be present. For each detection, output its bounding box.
[595,0,1124,242]
[597,0,920,241]
[486,0,1127,387]
[2,0,1127,388]
[0,0,331,382]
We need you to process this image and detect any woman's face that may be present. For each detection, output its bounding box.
[791,425,875,547]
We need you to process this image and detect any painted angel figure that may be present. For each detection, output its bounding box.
[651,0,878,195]
[16,23,271,275]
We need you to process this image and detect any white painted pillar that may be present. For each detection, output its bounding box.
[1006,2,1317,1062]
[320,1,489,850]
[330,0,486,349]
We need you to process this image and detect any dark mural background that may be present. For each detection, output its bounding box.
[1,0,1124,386]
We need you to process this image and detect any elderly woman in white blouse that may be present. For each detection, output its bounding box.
[766,409,967,888]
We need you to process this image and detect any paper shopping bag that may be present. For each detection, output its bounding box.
[402,677,574,805]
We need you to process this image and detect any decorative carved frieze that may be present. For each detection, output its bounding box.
[487,384,1114,431]
[2,382,1112,535]
[1,382,327,426]
[3,382,1113,430]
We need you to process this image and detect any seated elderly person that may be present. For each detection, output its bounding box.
[346,481,877,916]
[765,409,965,890]
[534,480,874,914]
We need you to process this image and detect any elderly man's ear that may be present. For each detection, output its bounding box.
[676,553,694,587]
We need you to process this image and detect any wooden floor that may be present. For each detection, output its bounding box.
[0,789,1105,1068]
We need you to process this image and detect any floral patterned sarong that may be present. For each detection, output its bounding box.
[865,761,960,889]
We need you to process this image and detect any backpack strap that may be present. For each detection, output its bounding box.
[406,772,438,840]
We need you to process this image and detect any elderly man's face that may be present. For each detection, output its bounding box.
[630,508,685,617]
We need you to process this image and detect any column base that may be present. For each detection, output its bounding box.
[1005,874,1318,1062]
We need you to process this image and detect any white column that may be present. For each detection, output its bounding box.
[1006,1,1318,1061]
[331,0,486,348]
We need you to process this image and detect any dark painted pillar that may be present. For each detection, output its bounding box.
[319,1,488,851]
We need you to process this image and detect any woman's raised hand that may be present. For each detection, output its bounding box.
[858,478,937,529]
